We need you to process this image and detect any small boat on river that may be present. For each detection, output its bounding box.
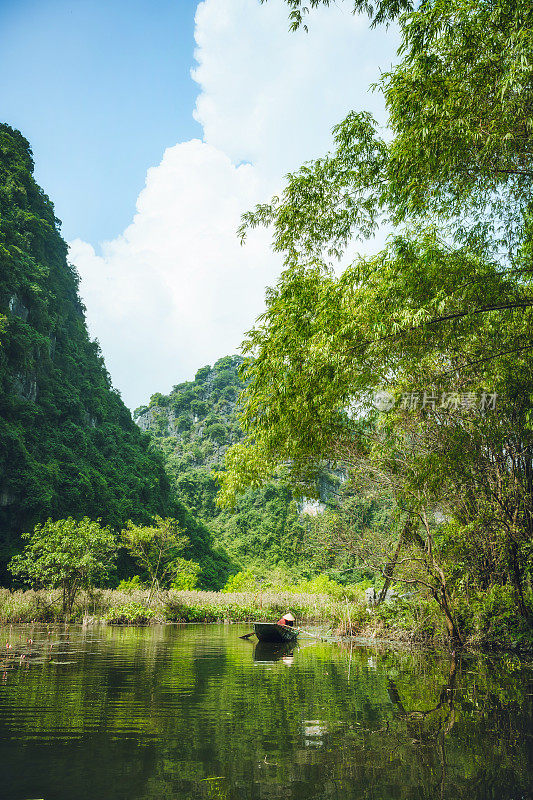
[253,622,299,643]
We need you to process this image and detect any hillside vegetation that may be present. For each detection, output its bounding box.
[134,356,308,572]
[0,125,227,588]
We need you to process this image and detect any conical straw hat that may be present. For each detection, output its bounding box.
[282,612,295,622]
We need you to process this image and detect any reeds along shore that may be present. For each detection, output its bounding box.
[2,587,532,651]
[0,587,359,626]
[0,586,455,646]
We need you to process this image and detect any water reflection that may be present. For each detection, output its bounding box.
[253,641,296,663]
[0,623,532,800]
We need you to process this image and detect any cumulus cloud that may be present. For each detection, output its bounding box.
[193,0,392,171]
[70,0,397,410]
[70,140,276,400]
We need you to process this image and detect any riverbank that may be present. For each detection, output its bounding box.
[2,586,531,652]
[0,587,356,627]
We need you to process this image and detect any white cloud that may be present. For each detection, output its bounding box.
[70,0,398,410]
[193,0,392,172]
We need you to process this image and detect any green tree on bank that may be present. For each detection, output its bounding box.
[218,0,533,641]
[9,515,205,612]
[9,517,116,618]
[121,516,189,602]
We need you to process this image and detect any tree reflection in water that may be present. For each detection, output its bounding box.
[0,624,531,800]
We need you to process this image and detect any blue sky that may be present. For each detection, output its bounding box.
[1,0,397,409]
[0,0,200,243]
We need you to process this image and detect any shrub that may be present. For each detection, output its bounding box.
[176,415,192,432]
[0,588,60,623]
[105,603,156,625]
[191,399,208,418]
[294,574,364,602]
[469,584,533,646]
[204,422,227,444]
[117,575,144,593]
[194,366,211,383]
[222,571,259,593]
[373,596,444,640]
[171,558,201,590]
[212,369,234,390]
[149,392,169,408]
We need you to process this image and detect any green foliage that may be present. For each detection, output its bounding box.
[0,587,64,622]
[212,369,235,390]
[164,589,352,625]
[190,399,208,418]
[294,574,362,601]
[136,356,309,576]
[105,602,156,625]
[0,585,351,627]
[116,575,144,593]
[263,0,410,31]
[218,0,533,643]
[204,421,227,443]
[300,490,394,581]
[464,585,533,646]
[170,557,201,590]
[176,414,192,432]
[220,567,364,602]
[222,570,259,593]
[149,392,169,408]
[8,517,116,616]
[121,516,189,600]
[0,124,179,579]
[212,480,306,569]
[195,365,211,383]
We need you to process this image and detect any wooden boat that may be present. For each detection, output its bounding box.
[253,622,299,643]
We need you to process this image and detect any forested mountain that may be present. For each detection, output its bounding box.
[0,124,228,587]
[134,356,307,571]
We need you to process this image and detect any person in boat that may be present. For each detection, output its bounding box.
[277,612,295,627]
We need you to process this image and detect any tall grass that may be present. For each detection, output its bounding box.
[0,586,367,628]
[0,587,155,623]
[164,589,362,625]
[1,586,529,651]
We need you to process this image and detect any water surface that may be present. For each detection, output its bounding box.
[1,623,532,799]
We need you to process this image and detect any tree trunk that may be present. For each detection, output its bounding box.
[62,583,68,618]
[377,517,410,605]
[508,540,530,622]
[62,580,78,621]
[432,585,463,645]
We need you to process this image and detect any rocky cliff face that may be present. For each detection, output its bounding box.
[134,355,245,473]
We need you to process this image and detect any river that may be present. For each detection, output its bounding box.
[1,623,532,799]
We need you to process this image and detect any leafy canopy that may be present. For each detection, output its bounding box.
[9,517,117,615]
[218,0,533,635]
[219,0,533,502]
[261,0,412,31]
[136,356,308,576]
[170,557,201,590]
[121,516,189,600]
